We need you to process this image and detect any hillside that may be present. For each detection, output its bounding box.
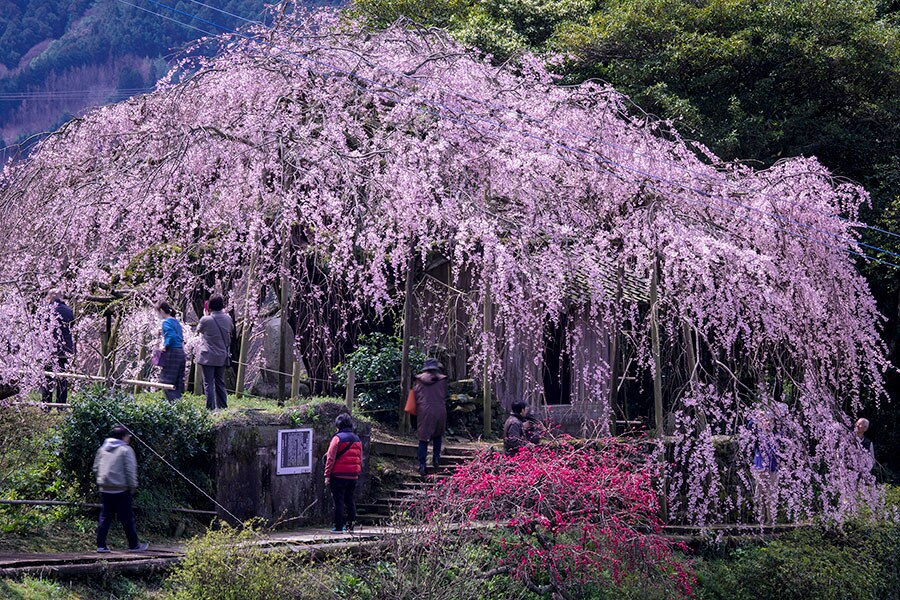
[0,0,338,161]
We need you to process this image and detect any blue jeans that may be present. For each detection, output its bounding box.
[96,491,140,549]
[418,437,442,471]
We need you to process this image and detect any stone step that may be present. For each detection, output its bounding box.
[372,441,480,460]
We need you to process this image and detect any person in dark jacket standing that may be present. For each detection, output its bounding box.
[42,294,75,404]
[155,301,186,401]
[413,358,448,476]
[324,413,363,532]
[93,425,148,553]
[195,294,233,410]
[504,400,540,456]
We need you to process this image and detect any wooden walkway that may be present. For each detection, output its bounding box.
[0,527,397,579]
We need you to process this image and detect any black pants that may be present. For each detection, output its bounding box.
[330,477,357,530]
[96,491,140,549]
[201,365,228,409]
[41,354,69,404]
[418,437,442,470]
[159,347,186,401]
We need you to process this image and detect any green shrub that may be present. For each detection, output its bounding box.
[164,523,342,600]
[696,523,900,600]
[59,387,214,529]
[333,333,425,420]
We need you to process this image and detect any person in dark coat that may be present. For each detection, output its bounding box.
[155,301,186,401]
[42,294,75,404]
[195,294,233,410]
[324,413,363,532]
[413,358,448,476]
[503,400,540,456]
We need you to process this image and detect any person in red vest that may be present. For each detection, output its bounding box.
[324,412,363,532]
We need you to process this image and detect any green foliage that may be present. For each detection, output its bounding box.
[58,387,215,528]
[164,523,342,600]
[0,575,164,599]
[0,406,90,543]
[333,333,425,419]
[0,576,67,600]
[695,523,900,599]
[356,0,899,175]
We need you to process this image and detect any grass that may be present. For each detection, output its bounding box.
[176,392,375,425]
[0,575,165,599]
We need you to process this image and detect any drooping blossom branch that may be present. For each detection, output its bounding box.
[0,6,889,523]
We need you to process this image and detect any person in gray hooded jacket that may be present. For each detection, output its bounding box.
[92,425,148,553]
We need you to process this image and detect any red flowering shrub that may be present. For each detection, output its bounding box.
[422,438,695,598]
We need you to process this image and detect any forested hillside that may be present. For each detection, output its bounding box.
[0,0,337,158]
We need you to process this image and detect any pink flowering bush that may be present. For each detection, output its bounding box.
[422,439,695,598]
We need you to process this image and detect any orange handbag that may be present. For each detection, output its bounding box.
[404,389,417,415]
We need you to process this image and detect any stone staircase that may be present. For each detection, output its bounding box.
[356,441,480,525]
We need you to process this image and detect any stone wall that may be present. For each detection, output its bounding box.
[214,402,371,526]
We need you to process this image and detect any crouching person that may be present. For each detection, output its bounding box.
[93,425,148,553]
[504,401,541,456]
[325,413,363,533]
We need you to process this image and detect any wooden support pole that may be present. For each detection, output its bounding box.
[43,371,174,390]
[277,243,290,407]
[482,280,492,439]
[134,345,148,396]
[650,257,668,523]
[650,259,663,437]
[608,265,624,436]
[344,368,355,412]
[682,322,708,432]
[235,251,257,399]
[291,361,303,401]
[0,498,215,516]
[399,251,416,433]
[99,312,112,379]
[193,360,203,396]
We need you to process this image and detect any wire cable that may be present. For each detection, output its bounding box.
[115,0,900,269]
[181,0,900,243]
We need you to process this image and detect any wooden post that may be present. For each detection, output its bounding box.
[482,280,492,438]
[235,251,257,399]
[399,252,416,433]
[134,345,147,395]
[608,266,624,436]
[650,257,669,522]
[100,312,112,379]
[290,361,303,401]
[344,368,355,412]
[682,322,708,431]
[193,360,203,396]
[650,258,663,437]
[277,242,290,407]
